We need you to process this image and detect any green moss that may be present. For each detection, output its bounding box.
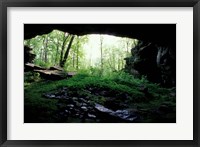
[24,71,175,123]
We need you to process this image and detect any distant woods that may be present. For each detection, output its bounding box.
[24,29,138,73]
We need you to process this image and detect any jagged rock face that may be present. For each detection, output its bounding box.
[124,41,175,87]
[157,46,176,87]
[24,46,35,64]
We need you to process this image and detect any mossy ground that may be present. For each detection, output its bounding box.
[24,71,176,123]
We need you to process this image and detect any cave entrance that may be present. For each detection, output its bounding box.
[24,26,176,123]
[24,30,138,77]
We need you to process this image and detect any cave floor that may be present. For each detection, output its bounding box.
[24,74,176,123]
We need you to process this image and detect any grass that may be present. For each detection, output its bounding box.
[24,71,176,123]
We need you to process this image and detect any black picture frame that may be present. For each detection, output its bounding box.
[0,0,199,146]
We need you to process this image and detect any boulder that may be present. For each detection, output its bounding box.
[94,103,138,122]
[124,41,175,87]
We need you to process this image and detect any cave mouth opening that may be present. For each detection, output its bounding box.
[24,24,176,87]
[24,30,139,77]
[24,26,176,123]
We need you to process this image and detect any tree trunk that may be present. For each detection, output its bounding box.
[40,47,43,61]
[42,36,46,62]
[55,42,59,65]
[113,54,115,71]
[76,37,79,70]
[121,56,124,68]
[59,33,69,66]
[60,35,75,67]
[44,36,48,63]
[100,35,103,73]
[118,55,120,71]
[72,52,75,68]
[44,35,49,63]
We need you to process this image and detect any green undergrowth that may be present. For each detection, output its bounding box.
[24,71,175,123]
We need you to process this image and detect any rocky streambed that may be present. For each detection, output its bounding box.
[43,86,176,123]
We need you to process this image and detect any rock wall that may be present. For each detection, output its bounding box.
[24,24,176,48]
[24,46,35,64]
[124,41,176,87]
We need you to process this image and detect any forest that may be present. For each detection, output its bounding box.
[24,29,176,123]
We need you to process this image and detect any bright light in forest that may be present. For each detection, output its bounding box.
[24,30,136,71]
[83,34,125,66]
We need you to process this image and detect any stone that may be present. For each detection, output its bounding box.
[81,103,87,107]
[94,103,138,122]
[55,96,61,99]
[72,97,78,101]
[66,104,74,108]
[95,103,113,113]
[33,69,68,80]
[88,113,96,119]
[43,93,56,99]
[81,106,88,112]
[49,66,63,71]
[85,96,90,100]
[74,101,81,107]
[111,110,138,122]
[75,113,80,117]
[79,98,87,103]
[65,110,70,114]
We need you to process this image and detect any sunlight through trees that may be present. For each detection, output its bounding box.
[24,29,138,74]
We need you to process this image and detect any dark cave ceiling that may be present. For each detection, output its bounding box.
[24,24,176,48]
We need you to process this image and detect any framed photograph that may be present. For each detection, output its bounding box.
[0,0,199,146]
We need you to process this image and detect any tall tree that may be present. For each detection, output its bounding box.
[60,35,75,67]
[52,31,61,65]
[76,36,80,70]
[60,33,70,66]
[100,35,104,73]
[72,51,75,68]
[43,35,49,63]
[54,40,59,65]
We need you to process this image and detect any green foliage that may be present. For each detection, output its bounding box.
[25,32,137,75]
[24,72,41,83]
[24,81,59,122]
[24,68,175,122]
[24,33,175,123]
[25,30,89,71]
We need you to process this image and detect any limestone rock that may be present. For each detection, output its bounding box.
[124,41,175,87]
